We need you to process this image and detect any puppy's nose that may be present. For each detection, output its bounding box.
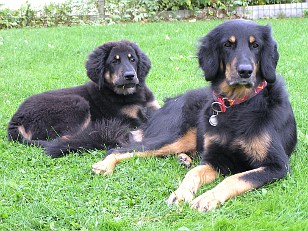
[123,71,136,80]
[238,64,253,78]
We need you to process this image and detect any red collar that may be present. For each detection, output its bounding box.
[212,80,267,113]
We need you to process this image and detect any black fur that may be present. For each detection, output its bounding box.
[102,20,297,205]
[7,40,159,157]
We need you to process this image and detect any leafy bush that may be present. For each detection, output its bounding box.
[0,0,98,29]
[0,0,305,29]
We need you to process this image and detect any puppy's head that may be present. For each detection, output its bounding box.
[86,40,151,95]
[198,19,279,99]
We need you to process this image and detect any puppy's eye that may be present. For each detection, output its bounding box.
[112,59,120,64]
[224,41,232,48]
[130,58,135,63]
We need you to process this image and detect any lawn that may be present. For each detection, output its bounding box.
[0,18,307,230]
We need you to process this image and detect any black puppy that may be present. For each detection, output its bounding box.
[92,20,297,212]
[7,40,160,157]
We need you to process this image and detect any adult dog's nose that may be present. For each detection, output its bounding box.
[238,64,253,78]
[123,71,136,81]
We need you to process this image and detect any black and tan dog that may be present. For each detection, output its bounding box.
[7,40,160,157]
[92,20,297,212]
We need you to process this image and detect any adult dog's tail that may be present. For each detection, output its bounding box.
[20,119,131,158]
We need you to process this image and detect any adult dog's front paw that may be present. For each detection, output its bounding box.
[92,155,118,176]
[166,187,195,205]
[190,191,221,212]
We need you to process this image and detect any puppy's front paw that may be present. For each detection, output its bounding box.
[92,155,117,176]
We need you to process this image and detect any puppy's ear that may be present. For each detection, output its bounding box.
[85,42,114,89]
[130,42,151,85]
[260,25,279,83]
[198,34,220,81]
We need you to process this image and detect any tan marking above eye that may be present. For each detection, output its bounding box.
[128,53,132,58]
[228,36,236,43]
[115,55,120,60]
[249,35,256,43]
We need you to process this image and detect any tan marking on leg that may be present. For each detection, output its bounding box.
[146,100,161,110]
[204,133,226,150]
[158,128,197,154]
[166,164,219,204]
[121,105,142,119]
[191,167,265,212]
[233,131,271,162]
[92,153,134,175]
[81,113,91,130]
[60,113,90,141]
[61,135,71,141]
[17,125,32,140]
[92,129,197,175]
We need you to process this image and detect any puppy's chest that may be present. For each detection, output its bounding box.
[120,104,145,119]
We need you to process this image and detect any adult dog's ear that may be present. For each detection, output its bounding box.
[198,34,220,81]
[129,42,151,85]
[85,42,114,89]
[260,25,279,83]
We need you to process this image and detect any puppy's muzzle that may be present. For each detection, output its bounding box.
[116,70,139,89]
[123,71,136,81]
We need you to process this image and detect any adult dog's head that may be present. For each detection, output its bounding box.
[86,40,151,95]
[198,19,279,99]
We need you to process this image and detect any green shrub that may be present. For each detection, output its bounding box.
[0,0,306,29]
[0,0,97,29]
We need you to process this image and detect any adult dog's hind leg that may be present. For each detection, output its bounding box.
[92,129,197,175]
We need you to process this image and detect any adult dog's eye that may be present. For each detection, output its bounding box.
[252,42,259,49]
[224,41,232,48]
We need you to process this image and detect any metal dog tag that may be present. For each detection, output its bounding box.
[209,115,218,126]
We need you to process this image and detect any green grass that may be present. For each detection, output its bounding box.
[0,18,308,230]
